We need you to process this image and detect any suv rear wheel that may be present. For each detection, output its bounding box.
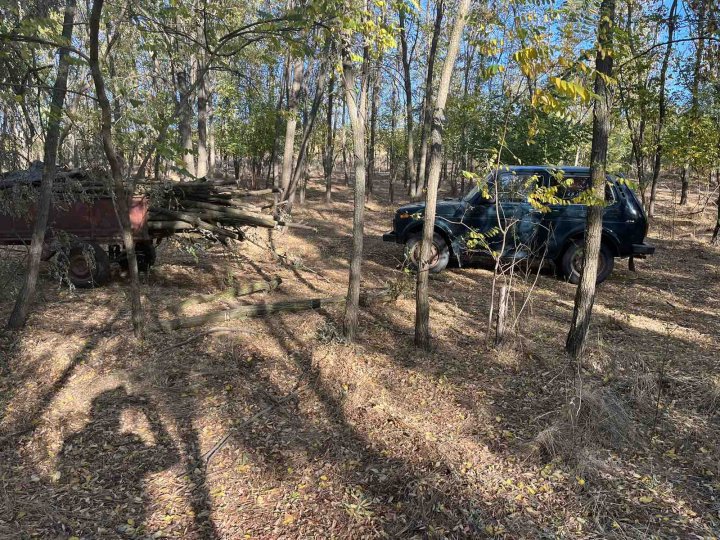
[404,232,450,273]
[560,240,614,285]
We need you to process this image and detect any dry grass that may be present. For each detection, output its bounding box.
[0,173,719,539]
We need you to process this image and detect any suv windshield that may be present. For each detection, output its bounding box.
[462,173,494,202]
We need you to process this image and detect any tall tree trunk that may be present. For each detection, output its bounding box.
[341,38,369,342]
[7,0,76,330]
[648,0,679,218]
[282,45,332,210]
[279,58,304,202]
[196,57,208,178]
[680,165,689,206]
[267,59,287,188]
[324,72,335,204]
[415,0,471,350]
[88,0,143,338]
[389,75,398,204]
[177,68,195,178]
[565,0,616,359]
[398,7,417,195]
[341,100,350,185]
[416,0,444,195]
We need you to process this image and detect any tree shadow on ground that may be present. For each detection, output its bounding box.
[53,386,179,538]
[0,309,122,445]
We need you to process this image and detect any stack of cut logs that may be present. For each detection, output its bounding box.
[147,181,280,240]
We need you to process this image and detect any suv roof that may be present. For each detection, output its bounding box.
[498,165,592,175]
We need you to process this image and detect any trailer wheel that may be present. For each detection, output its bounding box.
[60,242,111,288]
[136,241,156,272]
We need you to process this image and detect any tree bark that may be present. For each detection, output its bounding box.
[324,72,335,203]
[88,0,143,338]
[416,0,444,195]
[398,7,417,195]
[680,165,689,206]
[341,36,369,342]
[647,0,679,218]
[415,0,471,350]
[565,0,616,359]
[367,58,382,201]
[7,0,76,330]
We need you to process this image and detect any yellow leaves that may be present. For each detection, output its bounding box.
[576,476,586,487]
[639,495,654,504]
[513,47,548,78]
[550,77,594,103]
[127,518,135,526]
[282,513,296,526]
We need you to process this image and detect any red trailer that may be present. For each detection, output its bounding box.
[0,194,158,288]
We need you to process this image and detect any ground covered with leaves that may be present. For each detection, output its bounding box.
[1,175,719,539]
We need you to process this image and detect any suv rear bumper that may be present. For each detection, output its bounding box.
[383,230,399,243]
[632,243,655,256]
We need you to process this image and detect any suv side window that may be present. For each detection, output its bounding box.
[551,175,615,203]
[496,172,541,202]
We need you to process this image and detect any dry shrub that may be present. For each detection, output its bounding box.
[533,382,634,463]
[631,371,659,407]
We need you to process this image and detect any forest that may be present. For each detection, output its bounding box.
[0,0,719,537]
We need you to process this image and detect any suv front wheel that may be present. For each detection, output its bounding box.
[560,240,614,285]
[405,232,450,273]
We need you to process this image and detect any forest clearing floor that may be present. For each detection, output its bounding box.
[0,173,719,539]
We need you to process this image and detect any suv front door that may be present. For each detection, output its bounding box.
[462,170,545,260]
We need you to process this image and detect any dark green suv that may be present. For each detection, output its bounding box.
[382,166,655,284]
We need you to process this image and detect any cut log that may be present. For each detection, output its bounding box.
[177,276,282,311]
[151,208,242,239]
[181,201,277,228]
[160,289,398,331]
[147,220,195,231]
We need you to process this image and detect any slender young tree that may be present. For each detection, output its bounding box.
[341,35,369,342]
[398,6,417,195]
[681,0,707,205]
[416,0,444,195]
[415,0,472,350]
[7,0,76,330]
[324,72,336,203]
[566,0,616,359]
[89,0,144,338]
[647,0,679,217]
[279,57,304,201]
